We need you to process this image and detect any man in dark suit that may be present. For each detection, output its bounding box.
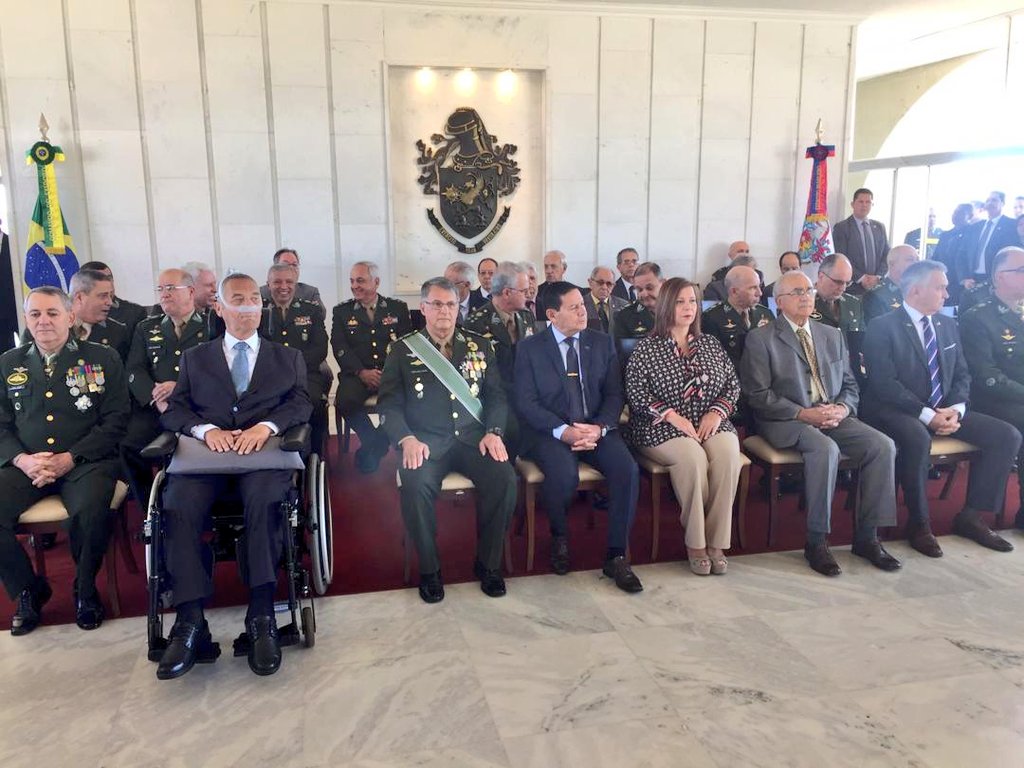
[903,208,942,259]
[740,271,899,577]
[444,261,474,323]
[514,281,642,593]
[156,273,312,680]
[931,204,974,306]
[0,287,129,635]
[761,250,801,306]
[954,191,1021,297]
[862,244,920,324]
[830,188,889,294]
[582,266,628,334]
[468,257,498,312]
[535,250,572,318]
[612,247,639,303]
[259,248,323,309]
[961,246,1024,530]
[332,261,412,473]
[378,277,516,604]
[862,260,1021,558]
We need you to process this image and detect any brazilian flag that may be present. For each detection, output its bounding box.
[24,139,78,292]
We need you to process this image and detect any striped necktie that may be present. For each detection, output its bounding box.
[921,316,942,408]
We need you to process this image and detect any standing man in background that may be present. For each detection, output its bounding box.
[831,188,889,295]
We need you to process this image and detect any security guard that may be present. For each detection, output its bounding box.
[702,265,773,366]
[463,261,535,458]
[960,245,1024,529]
[812,253,865,383]
[332,260,411,473]
[260,263,329,450]
[121,268,208,506]
[0,286,129,635]
[862,245,921,324]
[79,260,148,340]
[378,277,516,604]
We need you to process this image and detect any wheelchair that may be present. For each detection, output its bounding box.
[139,423,334,663]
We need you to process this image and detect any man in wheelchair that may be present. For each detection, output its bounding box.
[155,273,312,680]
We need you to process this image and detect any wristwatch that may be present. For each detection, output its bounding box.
[600,425,608,438]
[487,427,504,437]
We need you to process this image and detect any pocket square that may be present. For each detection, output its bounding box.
[943,343,957,351]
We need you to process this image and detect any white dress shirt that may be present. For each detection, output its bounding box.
[901,304,965,425]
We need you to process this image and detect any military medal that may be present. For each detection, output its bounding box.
[75,395,92,411]
[469,382,479,397]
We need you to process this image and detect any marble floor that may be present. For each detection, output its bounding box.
[2,535,1024,768]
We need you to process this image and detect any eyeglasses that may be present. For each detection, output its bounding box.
[155,285,190,294]
[997,267,1024,275]
[423,301,459,312]
[590,280,615,288]
[778,288,817,298]
[820,273,851,288]
[505,287,528,295]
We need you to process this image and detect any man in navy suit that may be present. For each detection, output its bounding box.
[831,188,889,295]
[156,273,312,680]
[954,191,1021,292]
[514,281,642,593]
[863,260,1021,558]
[612,247,639,303]
[468,257,498,311]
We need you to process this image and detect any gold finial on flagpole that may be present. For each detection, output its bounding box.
[39,113,50,142]
[814,118,824,145]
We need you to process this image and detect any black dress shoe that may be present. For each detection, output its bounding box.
[550,535,570,575]
[851,539,902,572]
[75,594,105,630]
[157,620,214,680]
[602,556,643,593]
[473,560,507,598]
[953,511,1013,552]
[906,521,943,557]
[10,580,52,636]
[245,614,282,676]
[418,570,444,604]
[804,542,842,577]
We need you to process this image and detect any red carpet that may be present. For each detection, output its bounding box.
[1,436,1018,630]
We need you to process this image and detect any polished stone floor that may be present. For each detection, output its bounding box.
[2,534,1024,767]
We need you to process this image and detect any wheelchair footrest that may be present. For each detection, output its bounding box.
[231,624,300,657]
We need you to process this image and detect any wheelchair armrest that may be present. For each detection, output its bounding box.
[140,431,179,460]
[279,423,310,453]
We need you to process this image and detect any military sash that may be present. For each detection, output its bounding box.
[404,332,484,423]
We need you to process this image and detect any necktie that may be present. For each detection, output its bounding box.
[506,316,518,343]
[77,325,89,341]
[796,327,828,404]
[231,340,250,394]
[862,220,876,276]
[174,321,184,339]
[564,337,586,423]
[629,285,636,302]
[741,310,751,330]
[921,317,943,408]
[976,220,996,274]
[365,304,375,323]
[598,301,609,333]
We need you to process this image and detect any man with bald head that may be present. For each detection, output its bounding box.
[710,241,765,287]
[813,253,866,384]
[535,250,572,318]
[863,244,921,324]
[961,246,1024,530]
[740,270,899,577]
[122,268,210,505]
[703,265,774,367]
[583,266,628,334]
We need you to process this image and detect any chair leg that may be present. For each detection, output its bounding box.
[736,464,750,550]
[31,535,47,579]
[650,474,662,562]
[939,462,958,500]
[402,529,410,585]
[504,531,514,574]
[526,483,537,572]
[767,468,780,548]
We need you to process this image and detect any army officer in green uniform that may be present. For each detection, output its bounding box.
[378,277,517,605]
[261,263,329,450]
[702,265,774,366]
[463,261,535,458]
[332,260,412,473]
[613,261,664,339]
[0,287,129,635]
[961,246,1024,529]
[863,245,921,324]
[122,268,208,506]
[812,253,866,384]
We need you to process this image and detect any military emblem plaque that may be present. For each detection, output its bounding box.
[416,107,520,253]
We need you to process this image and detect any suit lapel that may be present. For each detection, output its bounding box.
[774,317,806,364]
[208,339,237,398]
[579,329,596,408]
[933,315,957,392]
[246,341,272,395]
[898,308,928,369]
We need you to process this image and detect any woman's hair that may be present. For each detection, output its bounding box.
[651,277,702,339]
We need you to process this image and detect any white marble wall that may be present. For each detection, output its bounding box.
[0,0,854,306]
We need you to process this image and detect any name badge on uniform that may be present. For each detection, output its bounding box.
[294,316,312,327]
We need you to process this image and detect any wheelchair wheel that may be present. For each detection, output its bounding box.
[307,454,334,595]
[302,605,315,648]
[144,469,166,582]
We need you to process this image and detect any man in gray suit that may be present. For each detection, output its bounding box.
[259,248,324,310]
[831,188,890,295]
[582,266,628,335]
[740,270,900,577]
